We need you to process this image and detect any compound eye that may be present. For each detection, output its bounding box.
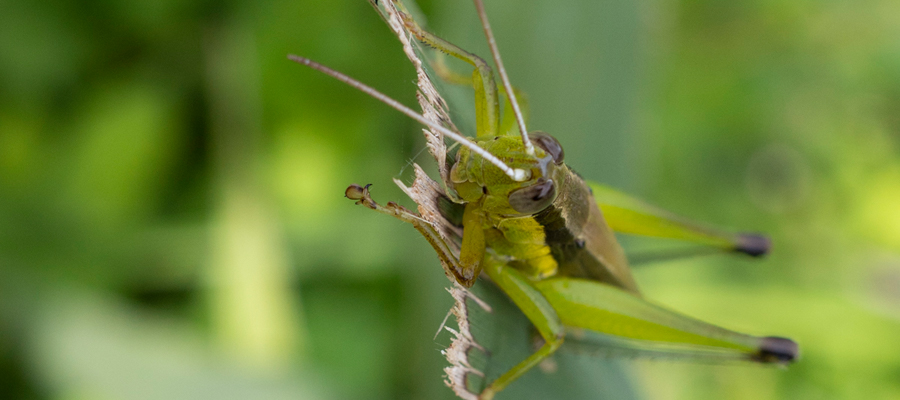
[529,131,564,165]
[508,178,557,214]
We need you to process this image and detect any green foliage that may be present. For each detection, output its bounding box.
[1,0,899,399]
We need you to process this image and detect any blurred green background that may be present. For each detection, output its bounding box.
[1,0,899,399]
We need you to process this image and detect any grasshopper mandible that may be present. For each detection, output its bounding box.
[291,1,798,398]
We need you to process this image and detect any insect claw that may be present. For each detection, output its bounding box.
[345,183,379,209]
[345,183,368,200]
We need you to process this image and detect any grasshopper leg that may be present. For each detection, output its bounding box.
[479,257,565,400]
[348,184,567,398]
[458,202,487,286]
[533,277,798,364]
[393,6,500,139]
[345,184,463,282]
[430,54,530,138]
[347,183,491,287]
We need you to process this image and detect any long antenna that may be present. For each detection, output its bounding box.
[472,0,534,157]
[288,55,529,182]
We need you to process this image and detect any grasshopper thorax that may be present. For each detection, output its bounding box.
[449,131,566,216]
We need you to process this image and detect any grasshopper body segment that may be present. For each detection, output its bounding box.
[448,130,637,291]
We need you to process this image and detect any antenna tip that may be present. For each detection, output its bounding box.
[755,336,799,364]
[735,233,771,257]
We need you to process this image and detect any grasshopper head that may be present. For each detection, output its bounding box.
[450,131,566,216]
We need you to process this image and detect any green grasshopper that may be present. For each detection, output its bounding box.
[291,0,797,398]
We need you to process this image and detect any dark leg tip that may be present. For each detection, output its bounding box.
[756,336,799,364]
[736,233,771,257]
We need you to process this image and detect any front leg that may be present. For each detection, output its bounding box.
[456,201,487,286]
[345,184,463,283]
[391,3,500,139]
[479,257,565,400]
[347,183,565,399]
